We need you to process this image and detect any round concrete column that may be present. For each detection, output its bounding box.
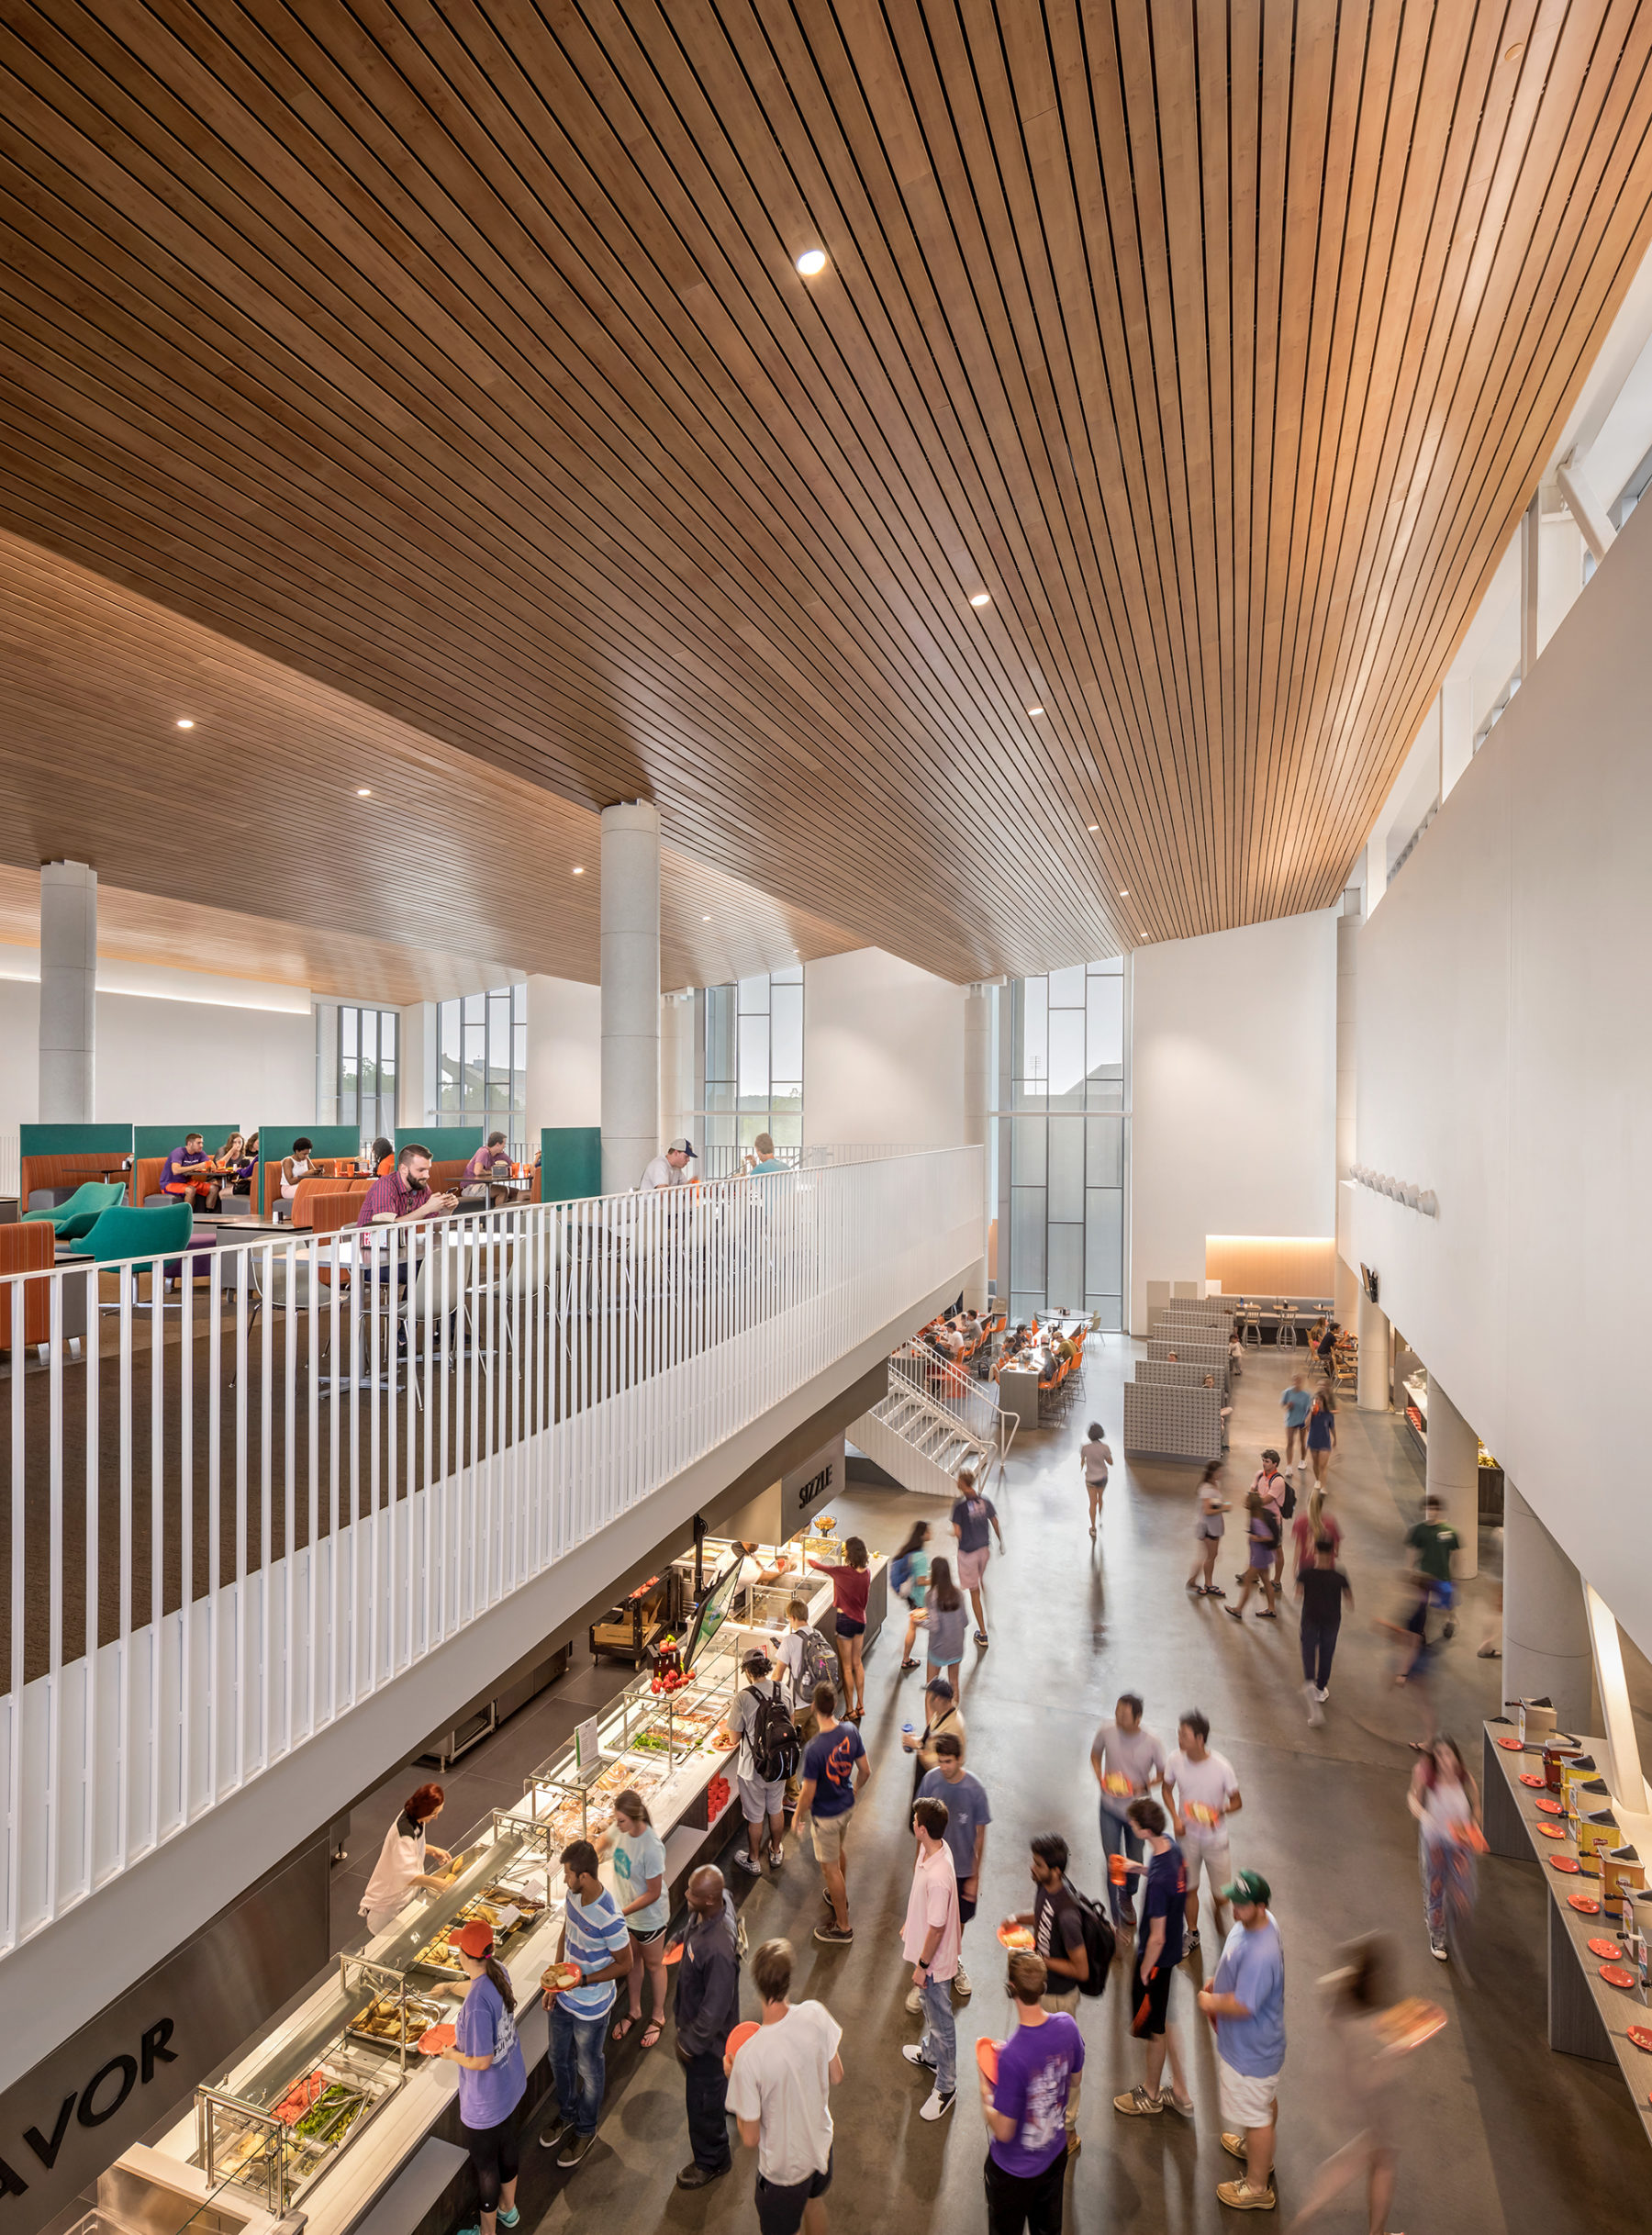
[1356,1289,1390,1412]
[599,801,660,1197]
[1503,1484,1593,1735]
[1424,1375,1480,1580]
[39,858,97,1121]
[1334,914,1359,1324]
[963,983,992,1311]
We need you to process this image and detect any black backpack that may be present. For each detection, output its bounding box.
[1279,1476,1297,1520]
[1066,1883,1115,1998]
[748,1683,801,1783]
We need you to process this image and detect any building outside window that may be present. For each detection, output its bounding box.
[994,957,1128,1328]
[698,966,803,1172]
[436,985,527,1137]
[316,1003,398,1147]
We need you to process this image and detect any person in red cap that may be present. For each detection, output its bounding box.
[435,1918,527,2235]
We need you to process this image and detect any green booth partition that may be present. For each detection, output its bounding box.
[256,1125,364,1213]
[17,1123,133,1211]
[539,1127,601,1204]
[132,1125,244,1157]
[395,1125,485,1187]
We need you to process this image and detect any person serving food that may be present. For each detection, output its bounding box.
[359,1782,454,1936]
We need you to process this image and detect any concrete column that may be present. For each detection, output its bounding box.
[1334,915,1359,1324]
[1504,1485,1593,1736]
[39,859,97,1121]
[1425,1375,1480,1580]
[963,982,991,1310]
[1356,1289,1390,1412]
[599,800,660,1195]
[659,990,696,1152]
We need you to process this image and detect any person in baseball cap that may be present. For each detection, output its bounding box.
[640,1137,697,1190]
[1219,1867,1270,1909]
[1199,1869,1284,2210]
[441,1917,527,2233]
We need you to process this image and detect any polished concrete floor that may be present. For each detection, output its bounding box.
[338,1335,1652,2230]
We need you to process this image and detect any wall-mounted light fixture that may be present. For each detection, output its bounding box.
[1351,1165,1438,1218]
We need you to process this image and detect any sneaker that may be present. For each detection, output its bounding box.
[1304,1682,1323,1727]
[815,1922,854,1944]
[1430,1933,1448,1961]
[905,1984,924,2015]
[1220,2131,1246,2162]
[902,2043,937,2071]
[974,1630,989,1646]
[768,1843,785,1868]
[953,1964,972,1999]
[1185,1930,1200,1956]
[497,2211,520,2230]
[537,2116,569,2152]
[1165,2093,1196,2119]
[1314,1685,1329,1702]
[1113,2085,1164,2117]
[919,2087,955,2122]
[732,1849,761,1873]
[556,2130,596,2170]
[1216,2176,1277,2210]
[675,2162,731,2189]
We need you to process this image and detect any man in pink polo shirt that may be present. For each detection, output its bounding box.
[900,1794,961,2122]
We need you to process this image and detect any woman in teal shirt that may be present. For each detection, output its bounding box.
[600,1789,669,2049]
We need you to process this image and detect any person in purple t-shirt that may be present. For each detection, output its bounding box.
[980,1950,1085,2232]
[439,1917,527,2235]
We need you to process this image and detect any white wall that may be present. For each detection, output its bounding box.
[802,948,965,1148]
[525,972,601,1140]
[1130,911,1337,1331]
[1354,488,1652,1661]
[0,961,314,1150]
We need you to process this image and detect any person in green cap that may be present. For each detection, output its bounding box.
[1196,1869,1284,2212]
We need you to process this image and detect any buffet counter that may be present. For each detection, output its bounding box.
[117,1520,888,2235]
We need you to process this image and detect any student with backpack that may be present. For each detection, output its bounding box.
[718,1648,800,1874]
[1001,1833,1114,2155]
[776,1599,839,1812]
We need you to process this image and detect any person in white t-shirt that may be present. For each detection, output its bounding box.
[726,1936,843,2235]
[1162,1710,1244,1956]
[639,1136,696,1190]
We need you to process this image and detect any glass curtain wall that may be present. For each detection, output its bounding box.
[317,1005,399,1147]
[995,957,1127,1327]
[436,985,528,1139]
[699,966,803,1170]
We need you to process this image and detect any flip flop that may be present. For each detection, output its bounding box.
[640,2020,664,2050]
[610,2015,638,2043]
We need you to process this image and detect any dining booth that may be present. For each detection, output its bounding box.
[131,1121,244,1206]
[394,1124,484,1199]
[259,1125,366,1214]
[17,1120,134,1212]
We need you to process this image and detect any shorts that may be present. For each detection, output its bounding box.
[1196,1516,1224,1540]
[1129,1955,1175,2039]
[1181,1838,1232,1896]
[739,1772,787,1824]
[1218,2057,1279,2131]
[834,1615,865,1638]
[1249,1541,1275,1570]
[754,2150,832,2235]
[956,1546,990,1590]
[630,1923,667,1945]
[809,1812,852,1865]
[959,1893,977,1927]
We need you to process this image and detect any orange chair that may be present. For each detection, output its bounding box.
[0,1220,55,1347]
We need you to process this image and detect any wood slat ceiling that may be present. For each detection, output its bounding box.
[0,532,860,997]
[2,1,1651,978]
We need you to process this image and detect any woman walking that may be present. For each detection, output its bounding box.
[1290,1482,1343,1581]
[1409,1737,1482,1962]
[598,1790,669,2049]
[951,1464,1003,1646]
[437,1918,527,2235]
[890,1519,932,1674]
[1283,1935,1407,2235]
[809,1535,872,1720]
[1187,1462,1229,1596]
[1306,1384,1338,1487]
[920,1557,969,1692]
[1079,1421,1113,1538]
[1224,1492,1280,1620]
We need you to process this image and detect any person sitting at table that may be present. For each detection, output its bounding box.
[160,1133,221,1211]
[357,1142,459,1227]
[369,1134,394,1177]
[277,1137,318,1216]
[461,1132,511,1204]
[216,1132,255,1197]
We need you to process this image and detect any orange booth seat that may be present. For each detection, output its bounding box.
[0,1219,56,1347]
[18,1151,132,1212]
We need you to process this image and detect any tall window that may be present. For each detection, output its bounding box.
[438,986,527,1132]
[318,1005,399,1146]
[700,967,803,1166]
[995,958,1127,1328]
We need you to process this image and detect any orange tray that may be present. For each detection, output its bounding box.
[1548,1855,1580,1873]
[976,2037,1001,2083]
[1568,1893,1602,1915]
[417,2024,456,2056]
[1600,1963,1636,1990]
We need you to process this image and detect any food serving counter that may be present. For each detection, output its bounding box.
[117,1520,889,2235]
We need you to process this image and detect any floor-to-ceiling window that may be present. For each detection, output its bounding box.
[317,1003,399,1147]
[994,957,1128,1327]
[698,966,803,1170]
[436,985,527,1139]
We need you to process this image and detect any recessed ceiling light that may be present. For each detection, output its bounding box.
[356,786,372,797]
[1087,822,1099,833]
[1119,888,1129,898]
[175,718,195,729]
[796,249,828,277]
[969,593,991,609]
[572,865,585,876]
[1027,706,1044,717]
[1504,40,1524,62]
[702,913,711,922]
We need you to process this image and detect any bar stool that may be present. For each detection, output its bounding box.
[1241,1299,1263,1347]
[1278,1301,1299,1348]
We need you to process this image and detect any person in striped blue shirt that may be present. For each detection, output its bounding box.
[539,1841,632,2172]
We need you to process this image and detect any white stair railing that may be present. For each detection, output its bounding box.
[890,1343,1017,1466]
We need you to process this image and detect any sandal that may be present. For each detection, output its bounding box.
[899,1659,921,1673]
[610,2015,638,2043]
[640,2019,664,2051]
[974,1631,989,1646]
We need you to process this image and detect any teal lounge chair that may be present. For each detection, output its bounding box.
[81,1203,194,1315]
[21,1179,126,1235]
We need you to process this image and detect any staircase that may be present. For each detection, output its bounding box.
[852,1346,1013,1498]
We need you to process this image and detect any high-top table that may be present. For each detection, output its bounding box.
[1481,1718,1652,2145]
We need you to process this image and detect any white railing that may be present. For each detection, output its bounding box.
[691,1142,936,1182]
[0,1147,981,1952]
[890,1342,1017,1464]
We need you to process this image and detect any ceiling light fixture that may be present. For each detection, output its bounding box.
[969,592,991,609]
[702,913,711,922]
[1027,706,1044,717]
[1119,888,1129,898]
[572,865,585,875]
[1504,39,1524,62]
[796,249,828,277]
[1087,822,1099,833]
[356,786,372,797]
[175,718,195,729]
